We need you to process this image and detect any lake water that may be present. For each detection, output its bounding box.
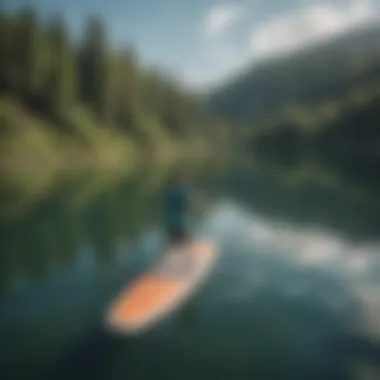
[1,164,380,380]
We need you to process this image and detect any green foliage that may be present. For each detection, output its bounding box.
[77,16,110,121]
[0,97,139,196]
[207,22,380,167]
[45,16,76,120]
[248,88,380,172]
[0,98,61,195]
[0,5,218,182]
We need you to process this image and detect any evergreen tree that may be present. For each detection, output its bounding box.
[45,16,76,121]
[77,16,110,122]
[0,8,11,93]
[11,6,41,100]
[0,5,223,148]
[116,48,141,132]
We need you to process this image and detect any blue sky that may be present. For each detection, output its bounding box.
[7,0,380,89]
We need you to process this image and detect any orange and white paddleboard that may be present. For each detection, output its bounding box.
[105,240,218,335]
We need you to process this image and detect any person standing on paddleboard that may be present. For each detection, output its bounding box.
[163,169,190,246]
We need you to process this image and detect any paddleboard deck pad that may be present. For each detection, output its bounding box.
[105,240,217,334]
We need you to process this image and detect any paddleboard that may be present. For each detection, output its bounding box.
[105,239,218,335]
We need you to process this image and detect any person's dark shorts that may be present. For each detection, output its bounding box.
[168,227,187,244]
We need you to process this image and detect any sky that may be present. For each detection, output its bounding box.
[7,0,380,90]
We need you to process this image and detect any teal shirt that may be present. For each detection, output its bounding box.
[164,185,189,229]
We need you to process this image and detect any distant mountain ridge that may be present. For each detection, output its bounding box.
[207,23,380,125]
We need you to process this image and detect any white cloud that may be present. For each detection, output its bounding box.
[203,4,243,36]
[250,0,379,59]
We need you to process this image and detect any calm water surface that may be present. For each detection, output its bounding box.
[1,165,380,380]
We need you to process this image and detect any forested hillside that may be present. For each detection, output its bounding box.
[208,25,380,125]
[0,5,224,183]
[207,24,380,175]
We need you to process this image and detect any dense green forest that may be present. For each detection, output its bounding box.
[0,5,226,190]
[208,24,380,173]
[247,82,380,163]
[2,4,380,197]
